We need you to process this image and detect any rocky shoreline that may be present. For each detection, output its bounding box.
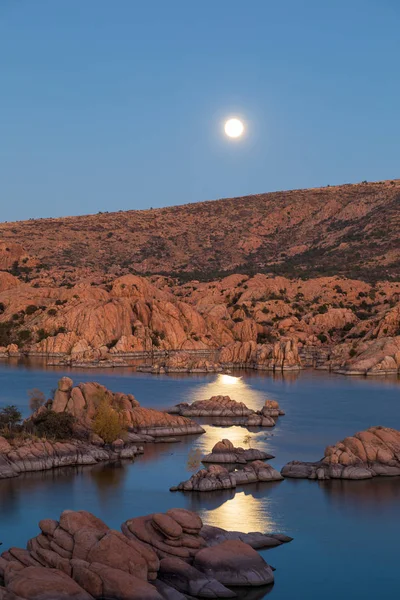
[0,437,143,480]
[0,508,292,599]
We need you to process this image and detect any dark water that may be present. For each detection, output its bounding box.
[0,360,399,599]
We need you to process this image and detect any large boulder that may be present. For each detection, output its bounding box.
[193,540,274,587]
[157,557,235,598]
[5,566,93,600]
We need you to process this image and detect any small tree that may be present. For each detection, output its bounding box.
[242,434,252,449]
[93,400,124,443]
[186,448,202,472]
[0,405,22,430]
[28,388,46,413]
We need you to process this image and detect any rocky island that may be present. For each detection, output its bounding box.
[0,508,292,599]
[282,426,400,480]
[202,439,274,463]
[170,397,285,428]
[171,461,283,492]
[0,377,206,480]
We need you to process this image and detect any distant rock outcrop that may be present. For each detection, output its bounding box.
[282,426,400,480]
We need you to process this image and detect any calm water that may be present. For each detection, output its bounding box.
[0,360,399,599]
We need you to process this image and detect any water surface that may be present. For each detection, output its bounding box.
[0,360,399,599]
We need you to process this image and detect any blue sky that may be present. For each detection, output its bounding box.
[1,0,399,221]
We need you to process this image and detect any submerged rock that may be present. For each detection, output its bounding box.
[282,426,400,480]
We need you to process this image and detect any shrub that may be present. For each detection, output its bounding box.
[0,405,22,430]
[349,348,357,358]
[93,400,125,443]
[317,333,328,343]
[25,305,38,315]
[33,411,75,439]
[17,330,32,344]
[47,308,57,316]
[0,302,5,314]
[55,327,67,335]
[37,328,49,342]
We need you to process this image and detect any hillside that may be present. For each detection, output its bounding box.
[1,179,399,283]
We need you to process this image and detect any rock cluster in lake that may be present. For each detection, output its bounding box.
[171,461,283,492]
[0,508,291,599]
[170,396,284,428]
[51,377,205,439]
[202,439,274,463]
[282,426,400,480]
[0,436,143,480]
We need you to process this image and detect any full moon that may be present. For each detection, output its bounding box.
[224,118,244,138]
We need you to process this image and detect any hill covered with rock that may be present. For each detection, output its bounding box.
[0,180,399,375]
[1,179,399,283]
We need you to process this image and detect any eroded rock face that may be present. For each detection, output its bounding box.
[170,461,283,492]
[202,439,274,464]
[282,426,400,480]
[50,378,205,438]
[336,336,400,375]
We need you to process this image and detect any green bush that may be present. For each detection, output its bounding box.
[33,411,75,439]
[0,405,22,430]
[25,305,38,315]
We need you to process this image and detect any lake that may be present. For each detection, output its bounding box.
[0,359,399,599]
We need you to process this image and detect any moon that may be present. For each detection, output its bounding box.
[224,118,244,138]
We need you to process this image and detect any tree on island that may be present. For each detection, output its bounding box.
[28,388,46,413]
[0,405,22,431]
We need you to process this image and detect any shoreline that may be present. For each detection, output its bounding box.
[1,353,399,378]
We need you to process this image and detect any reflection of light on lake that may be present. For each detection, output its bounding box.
[190,374,267,411]
[199,490,277,533]
[193,425,274,458]
[220,374,241,385]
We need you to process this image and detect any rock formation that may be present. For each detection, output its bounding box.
[281,426,400,480]
[170,397,284,428]
[50,377,205,439]
[170,461,283,492]
[0,239,399,375]
[0,508,291,598]
[0,436,142,480]
[202,439,274,464]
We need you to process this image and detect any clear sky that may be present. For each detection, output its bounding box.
[1,0,399,222]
